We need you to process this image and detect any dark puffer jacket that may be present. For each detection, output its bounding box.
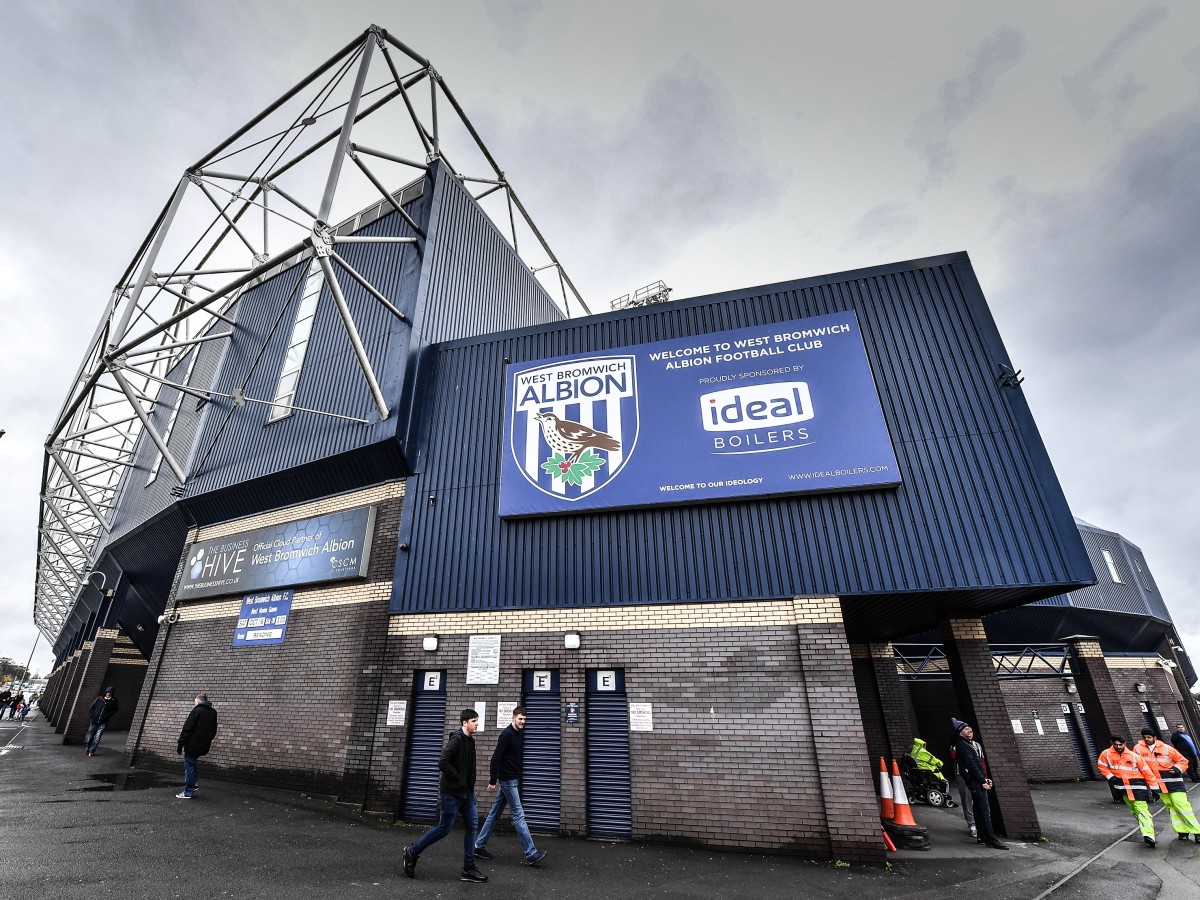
[177,701,219,757]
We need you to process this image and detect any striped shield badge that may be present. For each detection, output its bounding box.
[509,355,639,502]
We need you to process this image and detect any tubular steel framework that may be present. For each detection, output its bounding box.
[34,26,590,642]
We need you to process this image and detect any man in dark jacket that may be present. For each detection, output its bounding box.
[85,687,119,756]
[1171,724,1200,783]
[952,718,1007,850]
[403,709,488,884]
[474,706,547,865]
[176,693,218,799]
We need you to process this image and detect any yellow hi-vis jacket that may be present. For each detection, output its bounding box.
[1098,746,1160,801]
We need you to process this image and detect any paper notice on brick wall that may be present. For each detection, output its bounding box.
[466,634,501,684]
[497,702,517,726]
[1056,718,1068,732]
[1011,719,1024,734]
[1157,716,1169,732]
[473,702,487,731]
[387,700,407,727]
[629,703,653,732]
[1034,717,1044,735]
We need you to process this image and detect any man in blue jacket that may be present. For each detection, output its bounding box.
[474,706,547,866]
[404,709,488,884]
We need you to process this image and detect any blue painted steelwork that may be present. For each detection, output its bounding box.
[392,252,1093,639]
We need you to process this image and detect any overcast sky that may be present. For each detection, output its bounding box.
[2,1,1198,681]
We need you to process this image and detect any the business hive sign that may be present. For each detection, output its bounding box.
[499,310,900,517]
[176,506,376,600]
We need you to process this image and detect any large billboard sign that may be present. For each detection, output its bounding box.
[176,506,376,600]
[499,310,899,517]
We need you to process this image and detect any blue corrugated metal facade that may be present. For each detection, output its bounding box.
[391,253,1094,639]
[51,160,565,665]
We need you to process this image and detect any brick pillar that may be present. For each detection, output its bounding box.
[62,630,119,745]
[42,663,68,725]
[53,650,86,731]
[869,641,917,761]
[796,597,885,865]
[1065,636,1135,743]
[850,643,890,768]
[939,617,1040,840]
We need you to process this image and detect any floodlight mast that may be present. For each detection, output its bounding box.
[34,26,592,645]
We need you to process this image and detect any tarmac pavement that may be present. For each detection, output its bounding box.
[1,714,1196,899]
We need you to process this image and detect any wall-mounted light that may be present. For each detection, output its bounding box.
[564,632,581,650]
[422,635,439,652]
[1064,677,1077,694]
[1135,682,1146,693]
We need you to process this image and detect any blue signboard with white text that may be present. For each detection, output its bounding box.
[176,506,376,600]
[499,310,900,517]
[232,589,293,647]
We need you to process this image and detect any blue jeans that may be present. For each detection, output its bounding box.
[85,722,107,752]
[183,754,199,796]
[476,779,537,859]
[411,792,478,869]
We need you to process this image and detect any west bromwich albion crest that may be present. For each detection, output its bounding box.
[509,355,639,502]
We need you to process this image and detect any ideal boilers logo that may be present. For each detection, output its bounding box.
[700,381,815,454]
[510,355,638,501]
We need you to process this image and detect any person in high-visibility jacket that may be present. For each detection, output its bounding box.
[1098,734,1161,847]
[910,738,943,774]
[1135,727,1200,842]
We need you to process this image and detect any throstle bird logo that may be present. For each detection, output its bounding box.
[510,355,639,501]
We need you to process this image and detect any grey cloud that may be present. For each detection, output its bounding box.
[484,0,544,52]
[482,55,784,294]
[906,26,1024,192]
[844,202,919,253]
[990,102,1200,647]
[1062,3,1170,120]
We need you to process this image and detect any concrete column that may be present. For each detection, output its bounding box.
[795,597,885,865]
[1064,635,1134,744]
[940,617,1040,840]
[61,630,118,745]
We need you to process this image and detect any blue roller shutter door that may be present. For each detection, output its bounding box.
[522,670,561,833]
[586,670,631,839]
[401,671,447,823]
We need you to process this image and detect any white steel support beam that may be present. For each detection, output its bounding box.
[316,252,389,420]
[318,34,375,223]
[107,364,187,484]
[47,450,112,533]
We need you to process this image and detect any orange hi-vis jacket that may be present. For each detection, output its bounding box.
[1098,746,1160,801]
[1136,738,1190,793]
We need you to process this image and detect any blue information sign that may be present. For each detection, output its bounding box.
[232,589,294,647]
[499,310,899,517]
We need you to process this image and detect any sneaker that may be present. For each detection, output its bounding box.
[86,750,94,757]
[1143,835,1156,848]
[968,825,977,838]
[402,845,416,879]
[473,847,493,860]
[523,849,548,866]
[175,792,192,799]
[460,867,488,883]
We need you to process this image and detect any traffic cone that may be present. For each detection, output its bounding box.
[882,830,897,852]
[890,759,919,827]
[878,756,894,820]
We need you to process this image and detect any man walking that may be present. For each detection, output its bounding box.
[403,709,488,884]
[1136,727,1200,841]
[1171,723,1200,783]
[951,718,1007,850]
[176,693,218,799]
[85,687,119,756]
[1098,734,1160,847]
[475,706,548,866]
